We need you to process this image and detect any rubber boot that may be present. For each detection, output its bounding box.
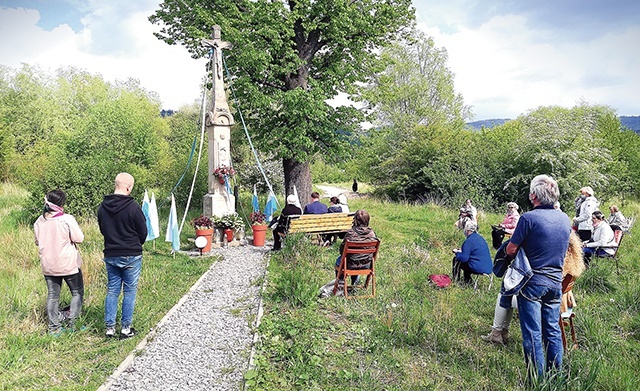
[480,328,504,344]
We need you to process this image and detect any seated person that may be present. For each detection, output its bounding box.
[491,202,520,249]
[303,192,328,214]
[607,205,627,231]
[327,196,342,213]
[583,211,617,263]
[482,232,584,344]
[271,195,302,251]
[455,199,477,229]
[335,210,377,285]
[338,194,350,213]
[452,221,492,284]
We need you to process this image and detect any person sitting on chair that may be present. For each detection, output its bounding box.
[583,211,616,264]
[335,210,377,285]
[491,202,520,249]
[607,205,627,231]
[452,221,492,284]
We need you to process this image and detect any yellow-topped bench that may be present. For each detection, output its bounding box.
[280,213,355,244]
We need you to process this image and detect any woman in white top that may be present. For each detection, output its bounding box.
[583,211,617,264]
[573,186,600,241]
[33,190,84,334]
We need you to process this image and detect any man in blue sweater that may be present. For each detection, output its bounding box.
[506,174,571,379]
[303,192,328,214]
[452,220,492,283]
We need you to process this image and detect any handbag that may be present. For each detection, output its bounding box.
[492,239,512,277]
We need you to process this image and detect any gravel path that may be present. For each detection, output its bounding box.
[99,243,270,391]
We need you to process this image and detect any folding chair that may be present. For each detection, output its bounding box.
[595,229,624,274]
[560,274,578,351]
[333,239,380,299]
[472,273,493,291]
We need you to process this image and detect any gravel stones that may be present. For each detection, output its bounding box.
[104,244,269,391]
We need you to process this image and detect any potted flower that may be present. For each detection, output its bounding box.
[250,211,269,246]
[250,211,267,226]
[191,215,214,252]
[213,165,236,184]
[215,212,242,242]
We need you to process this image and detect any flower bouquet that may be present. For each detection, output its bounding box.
[213,165,236,184]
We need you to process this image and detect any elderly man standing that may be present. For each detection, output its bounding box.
[506,175,571,379]
[98,172,147,339]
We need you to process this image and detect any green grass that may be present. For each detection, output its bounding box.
[0,183,217,390]
[250,196,640,390]
[3,182,640,390]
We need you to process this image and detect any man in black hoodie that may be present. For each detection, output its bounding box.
[98,172,147,339]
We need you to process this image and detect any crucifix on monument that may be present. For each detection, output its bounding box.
[202,25,235,218]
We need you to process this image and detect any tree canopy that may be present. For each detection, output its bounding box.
[149,0,416,197]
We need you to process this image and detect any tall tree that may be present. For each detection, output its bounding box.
[362,30,472,131]
[149,0,415,198]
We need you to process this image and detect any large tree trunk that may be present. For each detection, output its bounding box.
[283,158,312,206]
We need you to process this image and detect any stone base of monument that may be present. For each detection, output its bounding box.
[203,192,236,218]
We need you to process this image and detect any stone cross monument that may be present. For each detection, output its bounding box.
[202,26,235,217]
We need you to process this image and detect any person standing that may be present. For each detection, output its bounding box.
[303,192,328,214]
[572,186,599,241]
[98,172,147,339]
[506,175,571,379]
[34,190,85,334]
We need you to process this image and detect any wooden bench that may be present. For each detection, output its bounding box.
[280,213,355,244]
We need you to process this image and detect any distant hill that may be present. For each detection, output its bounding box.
[467,116,640,133]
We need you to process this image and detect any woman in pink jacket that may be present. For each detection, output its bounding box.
[33,190,84,334]
[491,202,520,249]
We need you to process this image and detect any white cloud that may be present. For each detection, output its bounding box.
[0,5,205,110]
[418,11,640,119]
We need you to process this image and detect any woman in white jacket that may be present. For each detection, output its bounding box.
[573,186,600,241]
[583,211,617,264]
[33,190,84,334]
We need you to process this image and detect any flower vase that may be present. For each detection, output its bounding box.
[194,228,214,252]
[251,224,268,246]
[224,228,234,242]
[235,226,245,240]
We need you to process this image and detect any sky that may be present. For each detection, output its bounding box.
[1,0,639,120]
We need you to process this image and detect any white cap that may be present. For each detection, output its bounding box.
[286,194,297,204]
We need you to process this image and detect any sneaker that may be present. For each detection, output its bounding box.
[119,327,136,339]
[105,327,116,338]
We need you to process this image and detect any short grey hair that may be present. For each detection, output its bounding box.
[529,174,560,206]
[464,220,477,233]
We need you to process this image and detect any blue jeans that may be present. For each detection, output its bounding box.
[517,283,563,379]
[104,255,142,329]
[44,270,84,331]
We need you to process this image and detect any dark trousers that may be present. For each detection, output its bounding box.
[452,257,473,283]
[491,227,506,249]
[272,228,285,250]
